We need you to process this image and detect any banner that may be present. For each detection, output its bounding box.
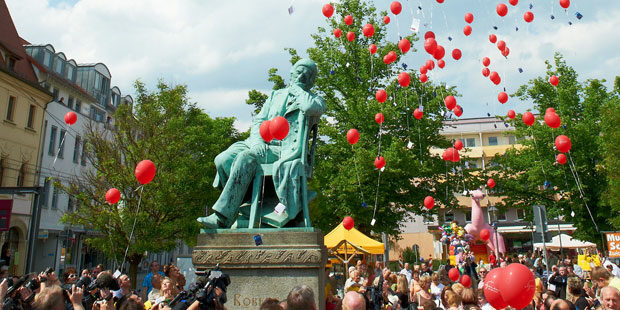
[607,233,620,258]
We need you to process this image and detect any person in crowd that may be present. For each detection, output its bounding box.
[478,289,492,310]
[342,291,366,310]
[549,298,576,310]
[413,275,433,307]
[545,291,558,310]
[601,286,620,310]
[155,277,177,307]
[401,263,413,283]
[444,289,462,310]
[0,243,10,269]
[81,269,90,278]
[451,283,465,299]
[374,261,383,278]
[287,285,316,310]
[163,263,183,291]
[549,266,569,299]
[572,258,584,279]
[62,267,79,290]
[395,274,410,309]
[461,287,478,310]
[592,266,620,291]
[345,270,364,292]
[142,261,165,301]
[114,274,133,307]
[148,273,163,303]
[566,276,592,310]
[410,270,421,294]
[477,267,488,291]
[431,273,445,302]
[421,263,433,277]
[261,298,285,310]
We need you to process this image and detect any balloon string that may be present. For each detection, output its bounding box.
[352,145,365,204]
[258,146,269,228]
[121,185,144,272]
[372,170,382,223]
[529,127,548,180]
[52,134,67,166]
[405,89,411,136]
[567,152,599,232]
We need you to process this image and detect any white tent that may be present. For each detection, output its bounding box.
[534,234,596,251]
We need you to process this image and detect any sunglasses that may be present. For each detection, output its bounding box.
[68,274,78,279]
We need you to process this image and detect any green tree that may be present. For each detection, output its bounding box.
[489,54,618,243]
[60,81,242,287]
[247,0,473,237]
[601,77,620,228]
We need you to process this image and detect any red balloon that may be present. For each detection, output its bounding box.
[460,275,472,288]
[453,105,463,117]
[454,140,463,151]
[135,160,156,185]
[420,65,428,75]
[346,31,355,42]
[390,1,402,15]
[270,116,290,140]
[423,196,435,210]
[524,11,534,22]
[443,148,460,162]
[436,0,444,3]
[363,23,375,37]
[64,111,77,125]
[333,28,342,38]
[544,112,561,128]
[383,16,391,24]
[426,59,435,70]
[424,38,437,55]
[375,113,385,124]
[444,95,457,110]
[550,75,559,86]
[322,3,334,18]
[343,216,355,230]
[376,89,387,103]
[480,228,491,241]
[448,268,460,282]
[482,68,490,77]
[451,49,462,60]
[344,15,353,26]
[501,47,510,57]
[259,120,273,142]
[369,44,377,54]
[105,188,121,204]
[419,74,428,83]
[509,0,519,5]
[464,12,474,23]
[557,153,567,165]
[398,72,411,87]
[482,57,490,67]
[489,34,497,43]
[523,111,535,126]
[414,108,423,120]
[490,71,501,85]
[500,263,536,309]
[496,3,508,17]
[498,92,508,104]
[433,45,445,60]
[346,129,360,145]
[497,40,506,51]
[375,156,386,169]
[555,135,572,153]
[487,178,496,188]
[399,38,410,54]
[560,0,570,9]
[484,268,509,309]
[463,25,472,36]
[437,59,445,68]
[507,109,516,119]
[388,51,397,61]
[546,107,556,114]
[424,31,435,40]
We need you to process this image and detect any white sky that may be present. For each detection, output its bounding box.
[7,0,620,131]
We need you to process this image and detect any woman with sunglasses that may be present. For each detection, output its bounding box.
[61,267,79,291]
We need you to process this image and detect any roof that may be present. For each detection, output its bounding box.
[0,0,38,84]
[26,53,96,102]
[324,222,385,255]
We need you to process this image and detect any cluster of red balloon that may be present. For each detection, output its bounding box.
[544,108,561,128]
[463,12,474,36]
[259,116,290,143]
[106,160,157,204]
[420,31,446,83]
[442,147,460,162]
[484,263,536,309]
[448,268,472,288]
[443,95,462,118]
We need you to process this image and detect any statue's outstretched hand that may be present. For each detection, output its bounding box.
[250,143,268,158]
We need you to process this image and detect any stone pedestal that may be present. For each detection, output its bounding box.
[192,228,328,310]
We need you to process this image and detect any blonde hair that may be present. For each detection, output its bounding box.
[397,274,409,294]
[461,287,476,305]
[452,283,465,297]
[445,290,462,308]
[419,275,432,288]
[34,285,65,310]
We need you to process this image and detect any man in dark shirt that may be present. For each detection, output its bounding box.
[549,266,569,299]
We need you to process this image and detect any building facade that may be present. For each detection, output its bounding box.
[22,43,133,274]
[392,117,576,262]
[0,0,52,275]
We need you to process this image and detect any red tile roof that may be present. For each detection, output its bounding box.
[0,0,39,84]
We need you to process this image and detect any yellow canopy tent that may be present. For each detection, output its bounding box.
[324,223,384,269]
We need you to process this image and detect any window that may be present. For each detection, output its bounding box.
[91,108,104,122]
[48,126,57,156]
[497,211,507,221]
[466,138,476,147]
[7,57,15,71]
[65,65,75,81]
[54,57,63,75]
[516,208,526,220]
[67,96,74,109]
[465,210,472,223]
[444,212,455,222]
[52,88,59,101]
[26,105,35,128]
[81,140,87,166]
[73,136,81,163]
[58,130,66,158]
[43,51,51,67]
[508,135,516,145]
[43,177,51,208]
[6,96,15,121]
[51,186,59,210]
[67,196,74,211]
[488,136,498,146]
[16,164,25,187]
[74,100,81,113]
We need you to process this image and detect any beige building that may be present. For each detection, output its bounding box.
[0,0,52,275]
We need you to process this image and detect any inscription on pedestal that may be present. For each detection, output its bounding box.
[192,249,323,266]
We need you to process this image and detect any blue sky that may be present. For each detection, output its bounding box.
[6,0,620,130]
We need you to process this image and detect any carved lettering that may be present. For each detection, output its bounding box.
[192,248,324,266]
[230,294,270,309]
[234,294,241,306]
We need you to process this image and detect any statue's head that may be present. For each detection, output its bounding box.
[470,189,485,201]
[290,59,318,91]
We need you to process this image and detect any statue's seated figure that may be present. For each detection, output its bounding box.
[198,59,325,229]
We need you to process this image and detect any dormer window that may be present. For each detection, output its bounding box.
[7,57,16,71]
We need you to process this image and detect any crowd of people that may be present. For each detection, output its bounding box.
[321,252,620,310]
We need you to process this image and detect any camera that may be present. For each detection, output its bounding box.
[168,265,230,310]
